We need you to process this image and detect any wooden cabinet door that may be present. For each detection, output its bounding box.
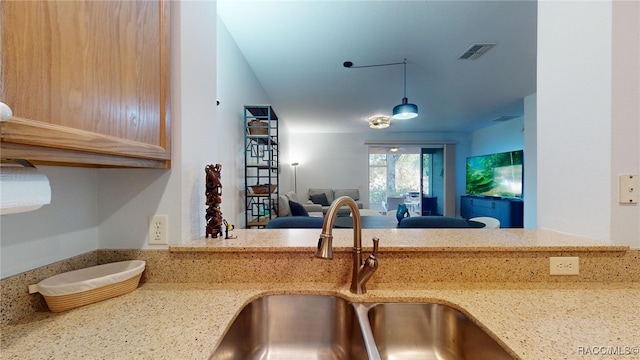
[0,0,170,168]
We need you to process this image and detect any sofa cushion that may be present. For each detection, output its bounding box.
[277,195,290,217]
[334,188,359,201]
[285,191,301,203]
[288,200,309,216]
[309,192,331,206]
[279,192,323,217]
[309,188,334,204]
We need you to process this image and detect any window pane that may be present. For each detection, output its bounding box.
[422,153,430,195]
[369,167,387,191]
[369,154,386,166]
[393,154,420,195]
[369,165,387,206]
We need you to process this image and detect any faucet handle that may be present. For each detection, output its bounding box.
[371,237,379,257]
[358,238,380,293]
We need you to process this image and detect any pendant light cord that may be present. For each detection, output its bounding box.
[402,58,407,99]
[343,58,409,98]
[344,57,417,120]
[343,60,405,69]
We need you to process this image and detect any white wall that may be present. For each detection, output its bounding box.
[216,17,278,228]
[470,117,524,156]
[1,167,99,277]
[288,132,369,203]
[523,93,538,228]
[537,1,612,241]
[610,0,640,246]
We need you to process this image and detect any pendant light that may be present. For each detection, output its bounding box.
[343,58,419,127]
[392,59,418,120]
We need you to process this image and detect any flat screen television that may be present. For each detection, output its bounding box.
[465,150,523,198]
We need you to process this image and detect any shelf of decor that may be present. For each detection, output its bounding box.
[243,105,279,228]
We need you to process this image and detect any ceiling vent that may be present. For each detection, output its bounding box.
[458,43,496,60]
[490,115,519,122]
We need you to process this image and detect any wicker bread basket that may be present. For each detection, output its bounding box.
[34,260,145,312]
[247,120,268,135]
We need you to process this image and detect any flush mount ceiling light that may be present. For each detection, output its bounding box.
[368,115,391,129]
[343,58,419,123]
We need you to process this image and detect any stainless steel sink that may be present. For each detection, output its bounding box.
[210,295,368,360]
[210,295,515,360]
[367,303,514,360]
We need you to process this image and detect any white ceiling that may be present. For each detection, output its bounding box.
[217,0,537,134]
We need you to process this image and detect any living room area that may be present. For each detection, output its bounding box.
[217,1,639,240]
[217,1,538,231]
[271,111,526,229]
[279,145,446,219]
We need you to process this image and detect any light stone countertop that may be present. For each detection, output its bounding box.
[172,228,630,252]
[2,282,639,360]
[1,229,636,359]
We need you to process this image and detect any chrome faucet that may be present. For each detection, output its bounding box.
[315,196,380,294]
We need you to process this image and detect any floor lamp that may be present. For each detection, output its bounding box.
[291,162,299,194]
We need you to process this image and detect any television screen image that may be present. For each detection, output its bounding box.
[465,150,523,198]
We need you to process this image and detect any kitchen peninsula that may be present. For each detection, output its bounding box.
[1,229,638,359]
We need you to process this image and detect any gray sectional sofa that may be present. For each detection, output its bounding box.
[307,188,363,215]
[277,191,323,217]
[276,188,364,218]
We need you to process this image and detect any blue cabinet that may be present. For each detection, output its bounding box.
[460,196,523,228]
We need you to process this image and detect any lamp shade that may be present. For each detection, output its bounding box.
[392,98,418,120]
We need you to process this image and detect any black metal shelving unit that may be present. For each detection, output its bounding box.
[244,105,279,228]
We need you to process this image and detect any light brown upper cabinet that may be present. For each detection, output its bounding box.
[0,0,170,168]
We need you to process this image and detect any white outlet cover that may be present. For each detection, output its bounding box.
[550,257,579,275]
[148,215,168,245]
[619,175,639,204]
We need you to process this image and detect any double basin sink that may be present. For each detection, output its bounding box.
[210,294,515,360]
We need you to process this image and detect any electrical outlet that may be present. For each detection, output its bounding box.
[148,215,168,245]
[549,257,579,275]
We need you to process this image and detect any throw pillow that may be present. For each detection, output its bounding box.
[309,193,330,206]
[288,200,309,216]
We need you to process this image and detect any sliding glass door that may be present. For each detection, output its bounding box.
[368,147,420,214]
[369,145,447,215]
[421,148,443,215]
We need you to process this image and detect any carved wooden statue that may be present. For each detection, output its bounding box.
[205,164,224,238]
